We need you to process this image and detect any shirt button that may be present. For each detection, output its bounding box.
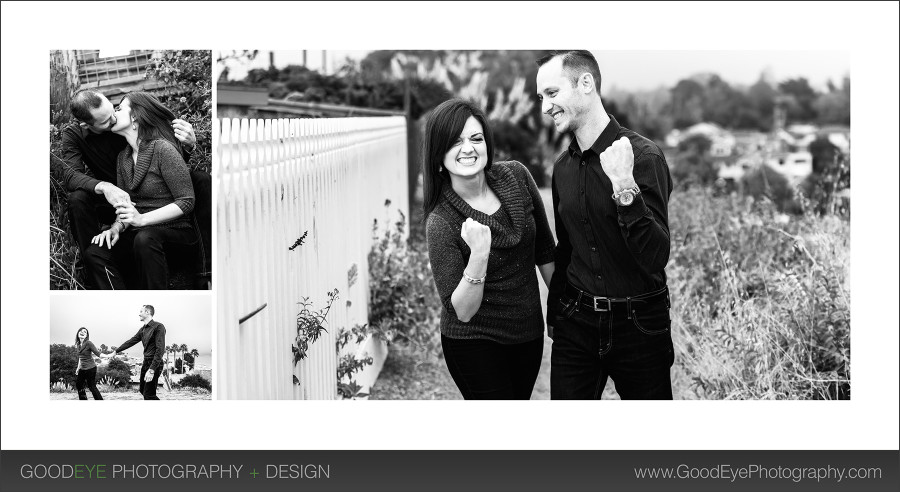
[580,161,585,166]
[591,247,597,252]
[580,188,585,194]
[582,218,588,224]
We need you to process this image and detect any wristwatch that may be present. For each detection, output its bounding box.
[612,186,641,206]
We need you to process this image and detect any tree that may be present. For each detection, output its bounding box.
[813,90,850,126]
[702,75,741,128]
[179,343,189,373]
[668,78,706,128]
[50,344,78,388]
[778,78,819,123]
[746,77,778,132]
[167,344,176,370]
[671,134,718,188]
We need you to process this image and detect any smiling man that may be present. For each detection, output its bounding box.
[53,88,210,289]
[111,305,167,400]
[536,50,675,400]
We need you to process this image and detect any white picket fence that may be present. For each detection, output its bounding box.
[215,116,409,399]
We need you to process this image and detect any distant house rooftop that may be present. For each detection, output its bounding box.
[217,84,270,107]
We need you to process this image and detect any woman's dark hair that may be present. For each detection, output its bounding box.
[422,98,494,219]
[74,327,89,348]
[124,92,182,153]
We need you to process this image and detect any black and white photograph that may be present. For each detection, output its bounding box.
[214,49,850,401]
[49,294,212,400]
[49,50,212,290]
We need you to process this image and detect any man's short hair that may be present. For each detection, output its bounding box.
[536,50,603,93]
[143,305,155,316]
[70,89,105,124]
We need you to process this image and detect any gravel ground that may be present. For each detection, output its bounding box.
[49,387,211,400]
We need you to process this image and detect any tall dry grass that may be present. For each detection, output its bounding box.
[49,119,86,290]
[668,188,850,399]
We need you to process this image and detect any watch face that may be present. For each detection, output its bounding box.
[618,191,634,206]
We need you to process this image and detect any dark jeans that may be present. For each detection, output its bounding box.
[138,360,162,400]
[75,366,103,400]
[66,189,116,269]
[66,170,212,288]
[441,335,543,400]
[83,225,197,289]
[550,292,674,400]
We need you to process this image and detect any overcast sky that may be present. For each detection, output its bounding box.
[50,294,212,355]
[218,50,849,92]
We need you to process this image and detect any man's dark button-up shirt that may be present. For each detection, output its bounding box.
[549,114,673,302]
[115,320,167,371]
[55,124,127,193]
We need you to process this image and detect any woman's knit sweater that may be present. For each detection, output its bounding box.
[426,161,555,344]
[117,139,195,229]
[76,340,101,370]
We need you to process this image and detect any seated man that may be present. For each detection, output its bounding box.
[52,89,211,289]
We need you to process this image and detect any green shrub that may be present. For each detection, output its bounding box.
[145,50,212,174]
[741,164,801,214]
[50,380,73,393]
[106,358,132,373]
[97,365,131,387]
[49,344,78,388]
[178,373,211,391]
[366,205,443,355]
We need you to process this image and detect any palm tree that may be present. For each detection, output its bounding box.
[179,343,188,373]
[167,344,177,371]
[191,348,200,370]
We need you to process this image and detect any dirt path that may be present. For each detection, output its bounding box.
[49,388,210,400]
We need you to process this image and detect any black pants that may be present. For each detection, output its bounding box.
[83,225,197,289]
[138,360,162,400]
[75,366,103,400]
[550,292,674,400]
[66,170,212,288]
[441,335,543,400]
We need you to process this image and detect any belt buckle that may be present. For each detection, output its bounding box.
[592,296,611,312]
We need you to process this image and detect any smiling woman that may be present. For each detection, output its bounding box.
[422,98,556,400]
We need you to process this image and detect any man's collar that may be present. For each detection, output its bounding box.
[567,114,622,157]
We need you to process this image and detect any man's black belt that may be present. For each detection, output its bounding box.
[564,282,670,313]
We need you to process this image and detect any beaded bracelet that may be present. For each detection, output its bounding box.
[463,271,486,285]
